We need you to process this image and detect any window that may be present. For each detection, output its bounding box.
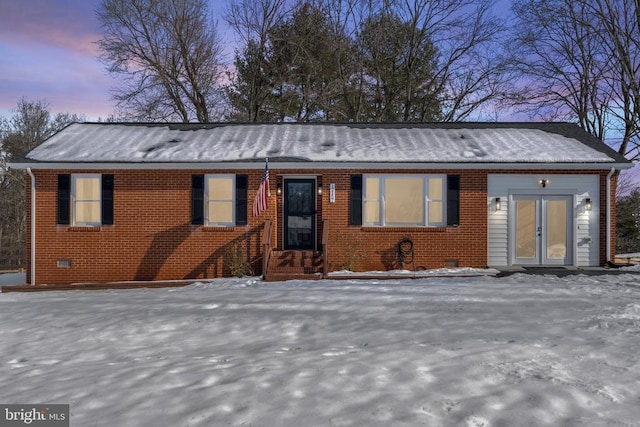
[206,175,235,226]
[363,174,446,226]
[192,174,248,226]
[72,174,101,226]
[58,174,113,226]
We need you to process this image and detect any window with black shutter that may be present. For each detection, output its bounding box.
[193,174,244,226]
[101,174,114,225]
[57,174,71,225]
[191,175,204,225]
[58,173,114,226]
[447,175,460,226]
[235,175,248,225]
[349,175,363,226]
[350,174,458,227]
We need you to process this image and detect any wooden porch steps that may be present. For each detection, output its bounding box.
[264,250,324,282]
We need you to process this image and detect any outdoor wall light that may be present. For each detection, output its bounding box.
[539,179,548,188]
[276,183,282,195]
[585,197,592,211]
[317,183,323,195]
[495,197,501,211]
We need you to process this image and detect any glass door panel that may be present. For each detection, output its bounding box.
[546,199,567,260]
[284,179,316,250]
[512,195,573,266]
[542,196,572,265]
[514,197,539,263]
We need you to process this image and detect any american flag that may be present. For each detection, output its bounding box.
[252,159,270,217]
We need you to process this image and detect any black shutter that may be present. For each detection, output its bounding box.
[447,175,460,226]
[235,175,248,225]
[101,174,114,225]
[192,175,204,225]
[349,175,363,226]
[57,174,71,225]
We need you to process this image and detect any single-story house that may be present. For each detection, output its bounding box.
[9,122,632,285]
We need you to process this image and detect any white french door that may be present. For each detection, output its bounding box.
[512,195,573,266]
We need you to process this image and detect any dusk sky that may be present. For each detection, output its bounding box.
[0,0,233,120]
[1,1,637,180]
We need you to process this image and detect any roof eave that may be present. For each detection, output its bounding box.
[7,161,634,171]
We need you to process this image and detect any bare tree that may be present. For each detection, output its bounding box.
[509,0,612,137]
[509,0,640,160]
[585,0,640,159]
[324,0,509,122]
[97,0,225,122]
[391,0,508,122]
[0,100,82,269]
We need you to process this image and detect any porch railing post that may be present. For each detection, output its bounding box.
[322,220,329,278]
[262,219,273,279]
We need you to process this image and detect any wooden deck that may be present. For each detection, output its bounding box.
[263,250,324,282]
[2,280,195,293]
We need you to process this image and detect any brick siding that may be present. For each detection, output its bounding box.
[24,168,616,285]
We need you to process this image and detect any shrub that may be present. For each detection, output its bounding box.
[224,242,253,277]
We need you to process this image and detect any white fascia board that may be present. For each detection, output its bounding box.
[8,161,633,171]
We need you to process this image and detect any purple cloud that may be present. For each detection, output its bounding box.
[0,0,115,118]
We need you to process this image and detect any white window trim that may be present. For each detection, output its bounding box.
[363,174,446,227]
[205,174,236,226]
[72,173,102,226]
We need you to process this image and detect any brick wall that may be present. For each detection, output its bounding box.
[320,169,487,271]
[26,169,276,285]
[24,167,616,285]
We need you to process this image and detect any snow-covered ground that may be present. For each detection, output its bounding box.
[2,273,640,426]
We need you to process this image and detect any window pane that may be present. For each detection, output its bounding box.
[365,177,380,199]
[428,177,443,201]
[286,182,313,213]
[76,177,100,200]
[385,177,423,224]
[75,201,100,224]
[209,177,233,200]
[428,177,444,225]
[547,199,567,259]
[516,199,537,259]
[364,200,380,224]
[429,201,443,224]
[206,175,234,225]
[73,176,101,225]
[208,201,233,223]
[364,177,380,224]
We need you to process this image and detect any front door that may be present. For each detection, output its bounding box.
[513,195,573,266]
[284,179,316,250]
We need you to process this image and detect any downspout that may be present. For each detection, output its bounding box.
[26,168,35,285]
[606,167,616,263]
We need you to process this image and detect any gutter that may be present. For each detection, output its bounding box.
[7,161,634,171]
[26,168,36,285]
[606,167,616,263]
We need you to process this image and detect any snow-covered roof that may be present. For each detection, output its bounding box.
[17,122,631,168]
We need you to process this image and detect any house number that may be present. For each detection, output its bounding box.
[330,183,336,203]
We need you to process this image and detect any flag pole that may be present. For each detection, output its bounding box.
[266,157,270,197]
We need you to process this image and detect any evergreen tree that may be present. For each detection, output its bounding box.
[617,191,640,254]
[358,11,441,122]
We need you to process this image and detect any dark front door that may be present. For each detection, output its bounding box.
[284,179,316,250]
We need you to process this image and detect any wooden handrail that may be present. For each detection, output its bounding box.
[261,219,273,279]
[321,220,329,278]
